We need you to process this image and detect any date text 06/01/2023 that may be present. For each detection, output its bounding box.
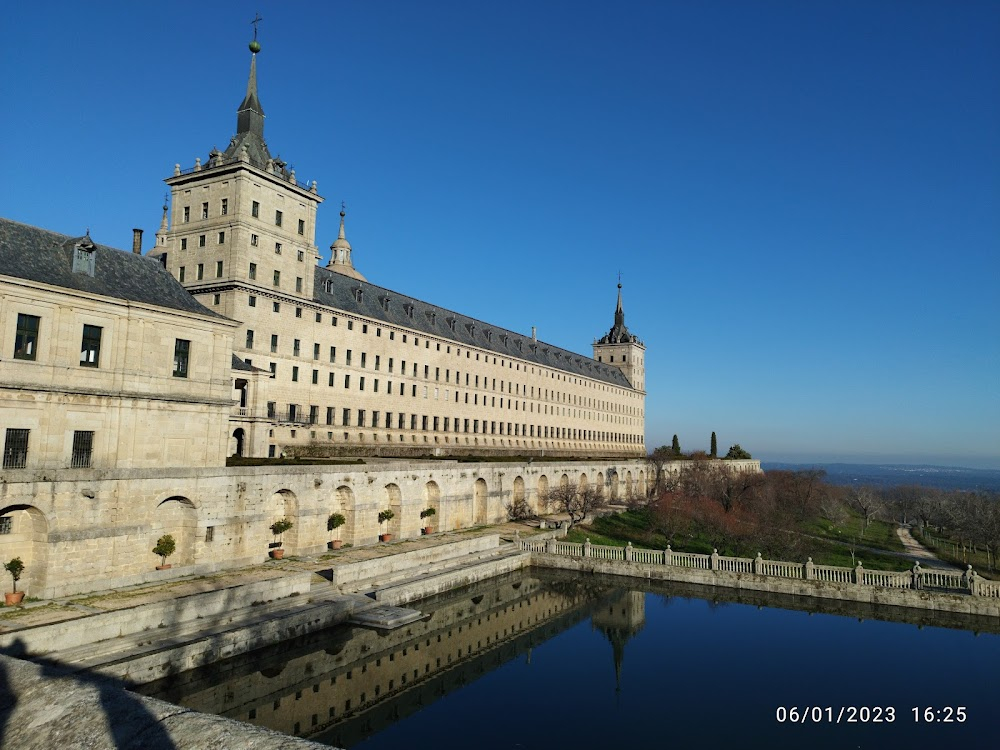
[775,707,968,724]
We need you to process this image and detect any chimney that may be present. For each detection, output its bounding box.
[132,228,144,255]
[531,326,537,341]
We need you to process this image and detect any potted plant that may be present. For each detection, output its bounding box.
[378,509,395,542]
[327,512,346,549]
[152,534,176,570]
[270,518,293,559]
[420,507,436,535]
[4,557,25,606]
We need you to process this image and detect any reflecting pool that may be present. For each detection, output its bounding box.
[137,570,997,748]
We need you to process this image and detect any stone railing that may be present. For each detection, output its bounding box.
[521,538,1000,597]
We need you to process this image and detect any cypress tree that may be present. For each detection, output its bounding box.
[710,431,717,458]
[671,434,681,455]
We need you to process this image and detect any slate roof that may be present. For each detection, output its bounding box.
[312,266,634,389]
[0,218,225,319]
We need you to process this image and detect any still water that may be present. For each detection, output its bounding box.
[138,570,996,748]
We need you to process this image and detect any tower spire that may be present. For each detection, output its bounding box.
[236,17,265,138]
[326,204,367,281]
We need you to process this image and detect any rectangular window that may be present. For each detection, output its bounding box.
[273,270,280,286]
[251,233,259,246]
[330,346,336,363]
[179,266,186,282]
[373,410,380,427]
[198,234,206,248]
[78,324,102,367]
[297,250,304,262]
[295,277,303,292]
[298,219,305,235]
[216,260,223,277]
[342,408,351,426]
[14,314,40,360]
[326,407,334,425]
[252,200,260,218]
[271,334,278,353]
[359,377,365,391]
[249,295,256,307]
[181,238,188,250]
[375,355,381,371]
[313,343,320,360]
[267,401,276,419]
[201,202,208,219]
[273,301,280,312]
[328,372,335,387]
[197,263,204,280]
[249,262,257,280]
[361,353,367,368]
[71,430,94,468]
[173,339,190,378]
[292,366,299,382]
[315,313,322,323]
[310,405,319,424]
[183,206,190,223]
[221,198,228,216]
[246,330,254,349]
[344,374,350,388]
[269,363,276,378]
[275,210,283,227]
[293,339,301,356]
[358,410,366,427]
[275,242,282,255]
[295,307,302,318]
[346,350,352,366]
[3,428,29,469]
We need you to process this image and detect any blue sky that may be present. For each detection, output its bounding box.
[3,2,998,468]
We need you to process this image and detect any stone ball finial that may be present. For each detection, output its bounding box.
[249,40,261,53]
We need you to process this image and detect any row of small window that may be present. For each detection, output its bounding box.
[179,262,223,282]
[13,313,192,378]
[182,200,305,235]
[1,428,93,470]
[264,406,639,442]
[247,264,304,290]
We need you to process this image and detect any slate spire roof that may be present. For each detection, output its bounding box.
[222,47,285,176]
[597,283,642,345]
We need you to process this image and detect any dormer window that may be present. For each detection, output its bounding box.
[72,238,97,277]
[380,295,390,312]
[466,323,475,335]
[404,303,414,319]
[426,310,437,325]
[485,330,493,343]
[353,287,363,303]
[447,317,457,332]
[322,278,333,294]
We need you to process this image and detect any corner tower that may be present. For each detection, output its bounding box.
[157,36,323,317]
[593,283,645,392]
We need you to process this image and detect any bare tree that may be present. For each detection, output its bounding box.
[505,496,535,522]
[545,483,607,529]
[848,486,884,536]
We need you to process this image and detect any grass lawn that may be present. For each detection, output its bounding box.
[801,511,905,554]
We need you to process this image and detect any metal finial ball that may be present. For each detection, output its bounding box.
[249,40,261,53]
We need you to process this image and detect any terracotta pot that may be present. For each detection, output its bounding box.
[328,540,343,550]
[270,548,285,559]
[155,564,172,570]
[4,592,25,606]
[380,533,393,542]
[423,526,433,535]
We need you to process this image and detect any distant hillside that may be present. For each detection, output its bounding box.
[761,462,1000,492]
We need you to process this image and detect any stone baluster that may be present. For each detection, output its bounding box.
[194,157,201,171]
[173,163,181,176]
[854,561,864,585]
[753,552,762,575]
[710,548,719,571]
[546,537,556,554]
[805,557,814,580]
[664,545,671,566]
[584,538,592,558]
[625,542,633,562]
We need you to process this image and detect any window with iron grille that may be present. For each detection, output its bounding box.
[3,428,29,469]
[80,324,102,367]
[0,517,11,535]
[71,430,94,468]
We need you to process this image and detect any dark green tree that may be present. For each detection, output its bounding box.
[671,434,681,455]
[710,432,718,458]
[725,444,752,460]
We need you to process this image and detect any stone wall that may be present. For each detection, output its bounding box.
[0,457,653,599]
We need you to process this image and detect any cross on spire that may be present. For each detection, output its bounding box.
[251,12,263,41]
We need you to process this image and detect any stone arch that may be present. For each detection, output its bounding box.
[596,471,605,497]
[231,428,245,458]
[610,471,620,500]
[332,485,355,545]
[578,472,589,492]
[266,489,298,552]
[384,483,403,538]
[153,496,198,566]
[536,475,549,513]
[0,504,49,596]
[560,473,570,490]
[625,471,634,499]
[424,481,441,532]
[638,470,646,497]
[512,476,525,505]
[474,478,489,525]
